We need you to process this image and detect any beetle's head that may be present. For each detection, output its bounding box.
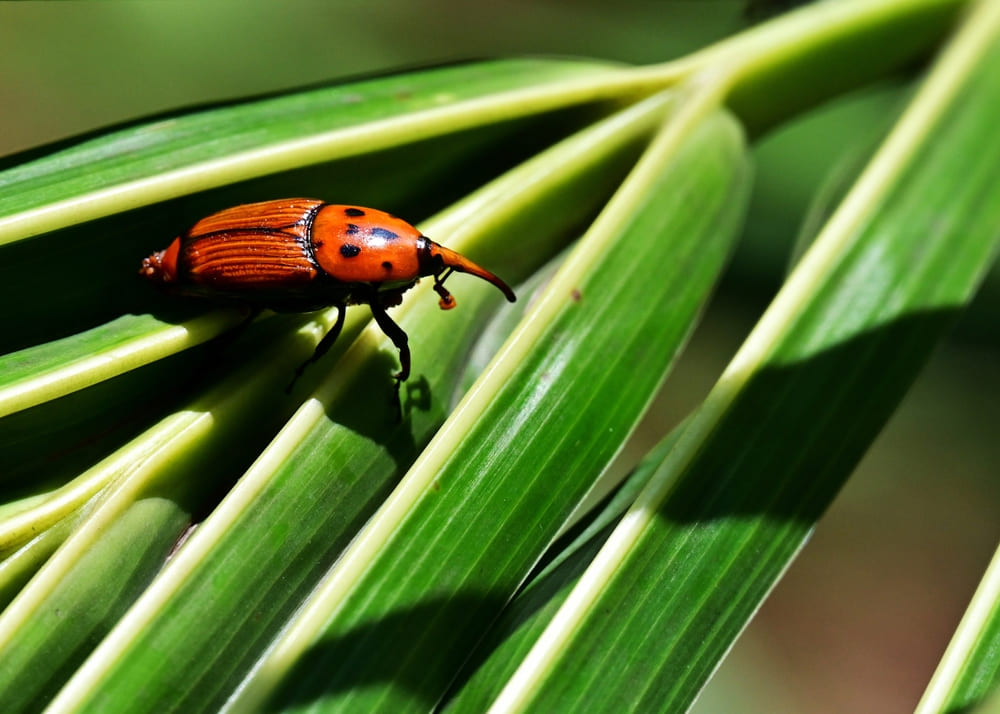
[416,237,516,310]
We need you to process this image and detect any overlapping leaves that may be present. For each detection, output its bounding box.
[2,1,998,713]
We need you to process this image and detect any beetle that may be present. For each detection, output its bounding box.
[140,199,516,390]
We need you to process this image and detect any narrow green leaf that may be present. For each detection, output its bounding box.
[715,0,964,133]
[0,516,76,610]
[0,346,212,507]
[0,312,244,418]
[482,4,1000,712]
[0,58,627,244]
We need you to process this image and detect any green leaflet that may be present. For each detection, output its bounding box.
[0,58,625,243]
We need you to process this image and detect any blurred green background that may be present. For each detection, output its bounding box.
[2,3,997,712]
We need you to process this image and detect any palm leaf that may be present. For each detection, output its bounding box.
[2,1,997,712]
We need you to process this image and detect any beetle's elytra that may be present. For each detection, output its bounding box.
[141,199,516,388]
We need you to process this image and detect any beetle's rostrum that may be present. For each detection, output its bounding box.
[141,199,516,390]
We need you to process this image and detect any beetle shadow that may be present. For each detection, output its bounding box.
[310,348,432,478]
[401,374,433,414]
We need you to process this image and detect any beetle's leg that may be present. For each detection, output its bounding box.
[368,298,410,420]
[287,304,346,393]
[369,299,410,384]
[433,268,456,310]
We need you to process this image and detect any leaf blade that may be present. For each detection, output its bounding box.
[0,58,629,244]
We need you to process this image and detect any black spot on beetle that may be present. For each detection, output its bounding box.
[345,223,360,235]
[340,244,362,258]
[344,207,365,217]
[382,261,393,271]
[370,227,400,241]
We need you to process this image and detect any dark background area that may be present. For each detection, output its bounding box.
[2,3,997,712]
